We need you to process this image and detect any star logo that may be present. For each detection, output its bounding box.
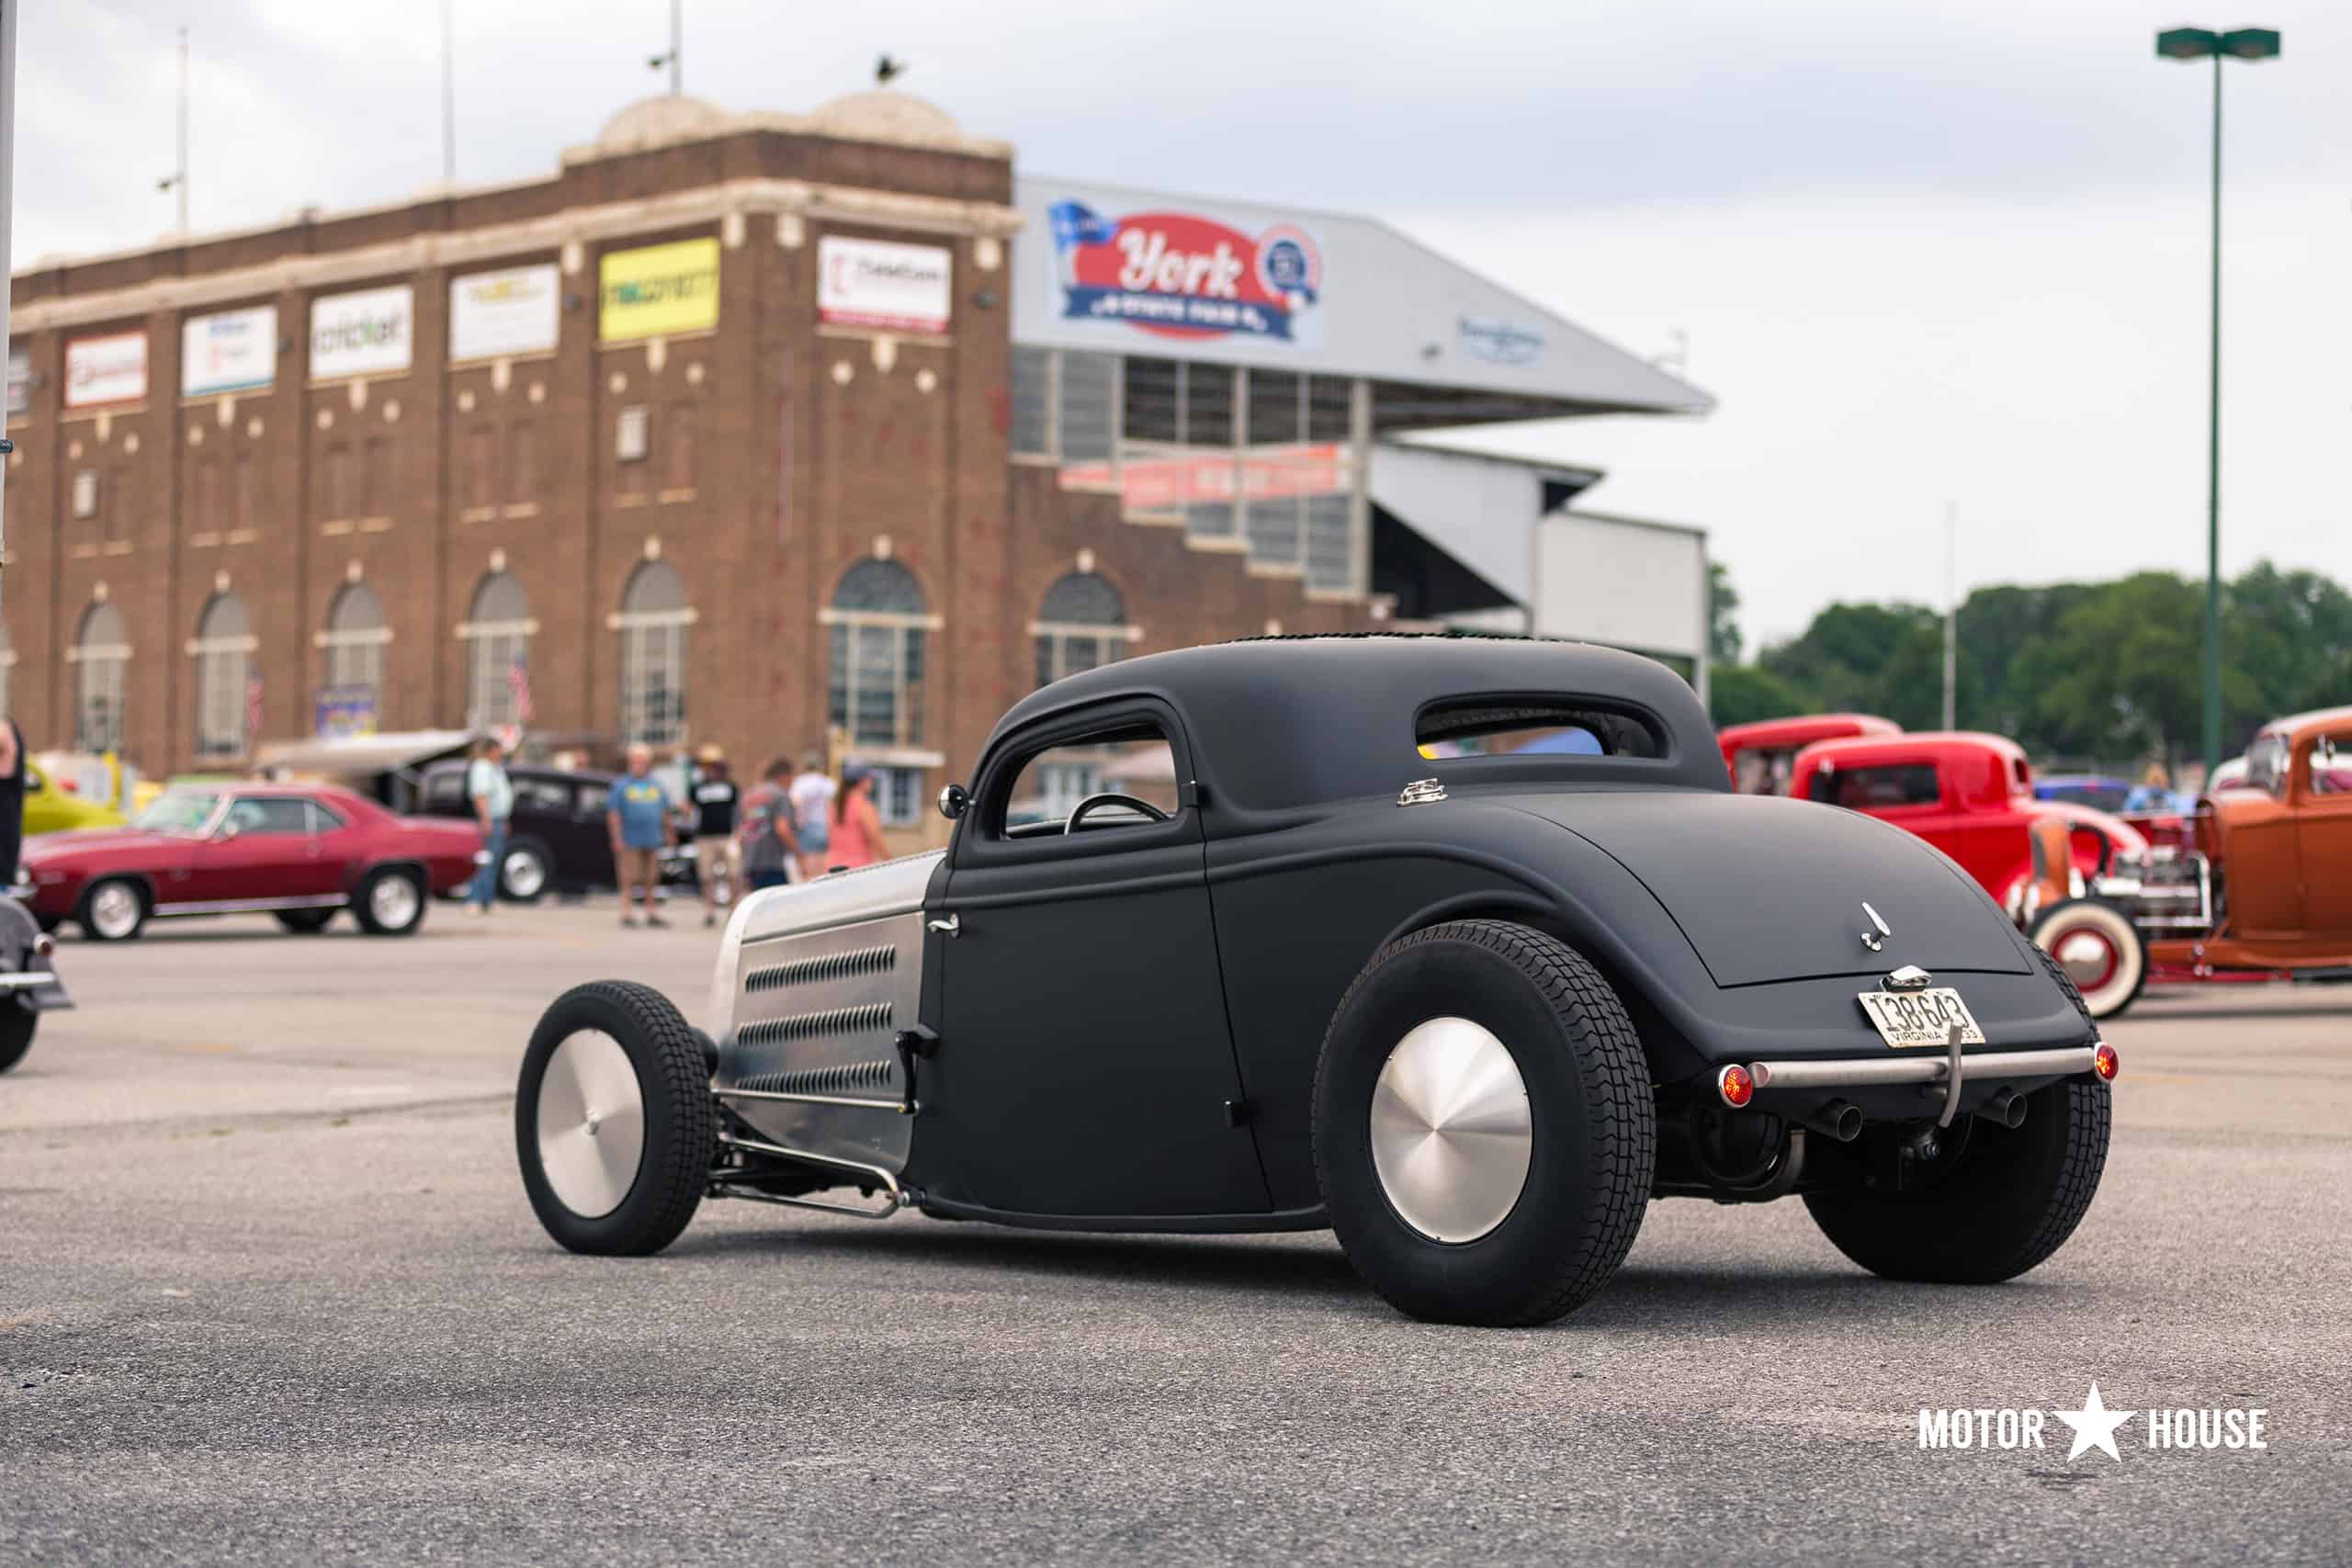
[2053,1382,2136,1461]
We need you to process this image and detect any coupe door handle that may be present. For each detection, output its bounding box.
[926,914,961,937]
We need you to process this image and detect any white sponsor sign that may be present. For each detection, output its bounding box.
[310,285,413,379]
[6,344,28,419]
[450,264,560,362]
[64,331,150,408]
[818,236,952,334]
[182,305,278,398]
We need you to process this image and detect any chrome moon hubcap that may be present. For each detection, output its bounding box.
[1369,1016,1533,1244]
[503,849,546,899]
[536,1031,645,1219]
[2053,929,2119,991]
[369,874,420,930]
[89,883,140,938]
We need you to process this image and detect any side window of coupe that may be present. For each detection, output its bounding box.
[1807,763,1941,811]
[575,784,610,818]
[2314,736,2352,798]
[224,797,314,835]
[514,778,571,816]
[1000,723,1182,839]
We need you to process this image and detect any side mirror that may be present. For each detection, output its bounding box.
[936,783,969,821]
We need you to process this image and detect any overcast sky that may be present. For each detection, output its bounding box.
[12,0,2347,648]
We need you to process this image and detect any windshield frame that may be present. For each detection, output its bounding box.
[2242,732,2291,799]
[133,787,229,837]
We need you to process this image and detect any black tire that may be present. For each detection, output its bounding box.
[352,866,426,936]
[515,980,714,1255]
[78,877,148,942]
[0,1008,34,1074]
[275,908,337,934]
[499,838,552,904]
[2029,897,2145,1021]
[1804,1074,2112,1283]
[1312,919,1656,1326]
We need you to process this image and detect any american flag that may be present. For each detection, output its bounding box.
[506,652,536,726]
[244,668,265,752]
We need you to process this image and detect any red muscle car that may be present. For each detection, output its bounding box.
[19,782,481,942]
[1787,731,2148,914]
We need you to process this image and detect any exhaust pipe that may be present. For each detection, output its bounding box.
[1973,1089,2029,1130]
[1799,1099,1862,1143]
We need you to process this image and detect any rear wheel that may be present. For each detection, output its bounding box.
[275,908,337,934]
[79,878,148,942]
[1804,1075,2111,1283]
[499,839,551,904]
[1312,919,1655,1326]
[515,980,714,1255]
[2030,897,2144,1020]
[354,867,425,936]
[0,1008,35,1074]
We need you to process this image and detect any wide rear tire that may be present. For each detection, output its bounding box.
[516,980,714,1256]
[1312,919,1655,1326]
[1804,1074,2111,1284]
[0,1009,34,1074]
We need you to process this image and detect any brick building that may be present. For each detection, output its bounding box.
[1,89,1708,840]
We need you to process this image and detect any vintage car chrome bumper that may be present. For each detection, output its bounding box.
[0,971,61,991]
[1747,1044,2098,1091]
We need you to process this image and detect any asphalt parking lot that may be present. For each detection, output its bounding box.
[3,903,2346,1564]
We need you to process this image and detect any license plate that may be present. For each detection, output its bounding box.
[1856,987,1986,1049]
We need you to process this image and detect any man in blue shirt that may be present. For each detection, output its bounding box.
[607,743,676,929]
[465,737,514,914]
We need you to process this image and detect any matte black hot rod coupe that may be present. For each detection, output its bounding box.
[516,637,2119,1325]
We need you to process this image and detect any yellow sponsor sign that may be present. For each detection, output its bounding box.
[598,238,720,342]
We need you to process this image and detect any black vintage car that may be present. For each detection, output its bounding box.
[0,893,73,1074]
[514,637,2118,1325]
[415,762,620,900]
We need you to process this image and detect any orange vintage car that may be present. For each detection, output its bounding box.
[2025,705,2352,1018]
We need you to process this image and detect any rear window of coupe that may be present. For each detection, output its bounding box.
[1416,699,1666,761]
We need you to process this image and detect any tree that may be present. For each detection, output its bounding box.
[1707,661,1810,728]
[1708,561,1742,663]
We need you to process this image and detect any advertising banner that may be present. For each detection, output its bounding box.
[817,236,952,334]
[599,238,719,343]
[1058,446,1346,512]
[450,264,560,362]
[310,285,413,380]
[64,331,150,408]
[1047,201,1323,347]
[6,343,28,419]
[314,686,379,740]
[182,305,278,397]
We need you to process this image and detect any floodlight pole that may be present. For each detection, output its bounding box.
[2201,48,2222,779]
[0,0,17,577]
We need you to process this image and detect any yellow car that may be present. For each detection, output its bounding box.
[24,758,127,837]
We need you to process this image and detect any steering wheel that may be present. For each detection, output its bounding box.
[1064,793,1170,834]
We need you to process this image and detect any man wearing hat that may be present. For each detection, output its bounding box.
[688,743,741,927]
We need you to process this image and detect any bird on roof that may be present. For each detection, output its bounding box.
[876,54,909,84]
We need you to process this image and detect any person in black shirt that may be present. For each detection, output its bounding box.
[690,744,741,927]
[0,718,25,895]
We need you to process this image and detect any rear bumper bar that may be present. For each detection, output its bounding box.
[1748,1044,2097,1092]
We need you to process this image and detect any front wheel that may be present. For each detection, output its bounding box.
[1804,1075,2112,1283]
[1312,919,1656,1326]
[2030,897,2145,1020]
[499,839,552,904]
[0,1008,34,1074]
[515,980,714,1255]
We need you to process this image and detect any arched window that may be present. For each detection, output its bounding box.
[825,559,929,748]
[72,603,130,752]
[191,592,255,759]
[322,582,390,713]
[616,560,693,747]
[1033,570,1131,687]
[460,570,535,728]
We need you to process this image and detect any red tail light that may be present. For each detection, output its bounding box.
[2093,1043,2120,1081]
[1716,1064,1756,1109]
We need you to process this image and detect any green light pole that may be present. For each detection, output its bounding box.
[2156,25,2279,779]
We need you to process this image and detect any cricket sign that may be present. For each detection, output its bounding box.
[1048,200,1323,346]
[599,238,720,343]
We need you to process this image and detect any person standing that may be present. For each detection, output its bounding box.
[739,756,800,894]
[465,736,514,915]
[0,718,26,896]
[689,744,741,927]
[828,764,887,871]
[607,742,676,929]
[788,751,836,881]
